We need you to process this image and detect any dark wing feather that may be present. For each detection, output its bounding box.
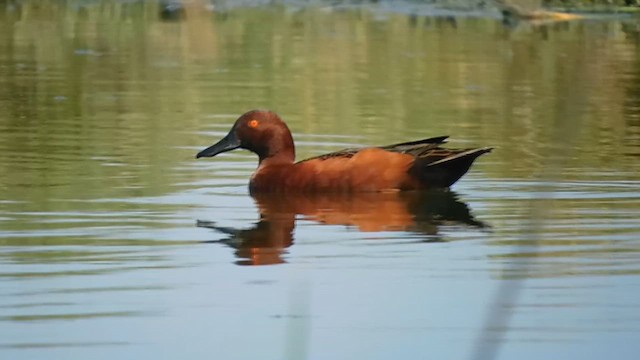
[298,136,450,163]
[410,147,493,188]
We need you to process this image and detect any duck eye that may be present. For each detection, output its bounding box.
[248,120,259,128]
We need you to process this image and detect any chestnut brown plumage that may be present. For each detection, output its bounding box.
[196,110,492,193]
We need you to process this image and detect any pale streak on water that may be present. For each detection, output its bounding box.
[1,1,640,359]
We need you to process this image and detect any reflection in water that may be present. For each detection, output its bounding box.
[198,191,486,265]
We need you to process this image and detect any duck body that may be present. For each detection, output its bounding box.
[196,110,492,193]
[250,147,417,193]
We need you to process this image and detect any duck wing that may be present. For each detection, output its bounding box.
[379,136,449,155]
[410,147,493,188]
[298,136,449,163]
[297,135,491,189]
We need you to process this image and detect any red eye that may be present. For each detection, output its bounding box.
[249,120,259,128]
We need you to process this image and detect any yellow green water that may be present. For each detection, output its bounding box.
[1,1,639,359]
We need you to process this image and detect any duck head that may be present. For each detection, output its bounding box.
[196,110,295,164]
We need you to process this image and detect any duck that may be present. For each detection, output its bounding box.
[196,110,492,193]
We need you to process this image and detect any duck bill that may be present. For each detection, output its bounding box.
[196,131,240,159]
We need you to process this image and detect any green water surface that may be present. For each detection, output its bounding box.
[1,1,639,359]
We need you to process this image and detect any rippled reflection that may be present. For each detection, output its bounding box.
[198,191,486,265]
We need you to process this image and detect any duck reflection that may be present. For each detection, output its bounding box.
[198,191,486,266]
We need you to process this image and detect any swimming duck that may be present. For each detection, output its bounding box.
[196,110,491,193]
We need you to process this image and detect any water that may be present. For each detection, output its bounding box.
[1,1,640,359]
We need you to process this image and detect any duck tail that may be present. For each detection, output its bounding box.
[411,147,493,188]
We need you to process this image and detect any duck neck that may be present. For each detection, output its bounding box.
[259,151,294,166]
[258,133,295,166]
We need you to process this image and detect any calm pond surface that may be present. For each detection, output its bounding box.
[1,1,640,359]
